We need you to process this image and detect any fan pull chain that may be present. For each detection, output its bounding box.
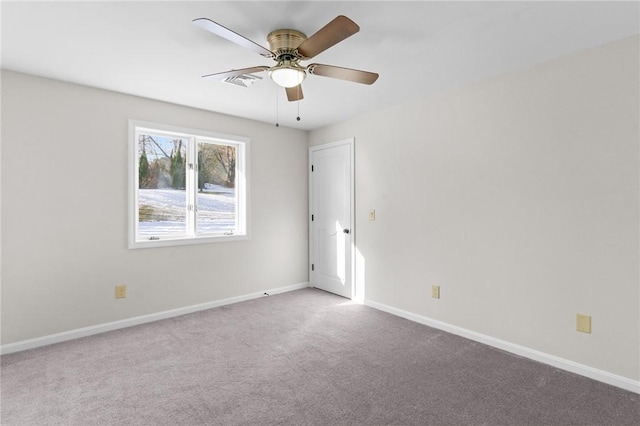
[275,86,279,127]
[296,86,301,121]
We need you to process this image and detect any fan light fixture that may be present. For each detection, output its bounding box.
[194,16,379,103]
[269,61,306,88]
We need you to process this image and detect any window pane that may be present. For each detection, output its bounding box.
[196,142,237,234]
[137,133,188,238]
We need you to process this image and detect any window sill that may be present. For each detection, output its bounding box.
[129,234,249,249]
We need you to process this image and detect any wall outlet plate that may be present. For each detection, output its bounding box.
[577,313,591,334]
[115,285,127,299]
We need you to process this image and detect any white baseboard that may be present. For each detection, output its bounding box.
[0,282,310,356]
[364,299,640,395]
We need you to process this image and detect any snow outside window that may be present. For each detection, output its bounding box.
[129,120,249,248]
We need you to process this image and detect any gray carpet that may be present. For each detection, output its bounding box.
[1,288,638,425]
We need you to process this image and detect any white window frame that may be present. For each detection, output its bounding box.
[128,120,250,249]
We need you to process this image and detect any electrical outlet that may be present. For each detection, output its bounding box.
[115,285,127,299]
[576,314,591,334]
[432,285,440,299]
[369,209,376,221]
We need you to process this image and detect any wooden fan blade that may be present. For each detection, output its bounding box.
[307,64,379,85]
[285,85,304,102]
[202,66,269,81]
[193,18,273,58]
[296,16,359,59]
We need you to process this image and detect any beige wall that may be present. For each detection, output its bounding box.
[1,71,309,344]
[310,36,639,381]
[2,35,638,383]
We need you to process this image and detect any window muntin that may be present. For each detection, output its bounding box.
[129,121,249,248]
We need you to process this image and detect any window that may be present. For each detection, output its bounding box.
[129,120,249,248]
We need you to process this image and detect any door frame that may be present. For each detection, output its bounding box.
[309,138,356,299]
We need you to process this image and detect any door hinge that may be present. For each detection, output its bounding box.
[311,214,314,221]
[311,264,314,271]
[311,165,314,172]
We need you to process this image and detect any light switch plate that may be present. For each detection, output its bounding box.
[432,285,440,299]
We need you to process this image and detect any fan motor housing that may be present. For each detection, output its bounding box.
[267,29,307,60]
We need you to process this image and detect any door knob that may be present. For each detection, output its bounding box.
[343,228,350,234]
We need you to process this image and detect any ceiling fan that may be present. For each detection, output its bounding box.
[193,15,379,101]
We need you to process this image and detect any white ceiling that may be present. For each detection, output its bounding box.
[2,1,639,130]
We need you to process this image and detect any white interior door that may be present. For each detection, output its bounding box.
[309,139,354,298]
